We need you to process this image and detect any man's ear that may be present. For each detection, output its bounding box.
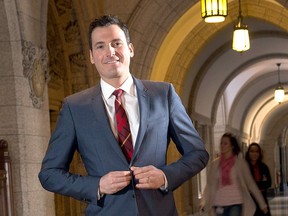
[89,50,95,64]
[129,43,134,58]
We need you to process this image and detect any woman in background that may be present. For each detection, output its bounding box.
[200,133,267,216]
[245,143,271,216]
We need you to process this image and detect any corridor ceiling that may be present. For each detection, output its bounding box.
[149,0,288,143]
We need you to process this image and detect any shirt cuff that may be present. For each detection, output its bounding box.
[159,173,168,190]
[97,189,104,200]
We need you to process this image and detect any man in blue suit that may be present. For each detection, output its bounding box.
[39,15,209,216]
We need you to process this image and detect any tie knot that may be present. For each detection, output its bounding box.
[113,89,123,98]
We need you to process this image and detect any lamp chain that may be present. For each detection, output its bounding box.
[277,63,281,84]
[238,0,242,17]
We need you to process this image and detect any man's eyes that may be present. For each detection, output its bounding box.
[95,41,123,49]
[112,41,123,47]
[96,44,104,49]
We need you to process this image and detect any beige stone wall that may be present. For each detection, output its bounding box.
[1,0,53,215]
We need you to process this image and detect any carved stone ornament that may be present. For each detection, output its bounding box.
[22,40,50,109]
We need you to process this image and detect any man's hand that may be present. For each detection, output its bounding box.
[99,171,132,195]
[130,165,166,189]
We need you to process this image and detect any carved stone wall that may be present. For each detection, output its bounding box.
[22,41,49,109]
[1,0,53,215]
[47,0,95,214]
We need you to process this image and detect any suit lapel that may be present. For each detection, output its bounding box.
[91,85,128,164]
[132,78,150,161]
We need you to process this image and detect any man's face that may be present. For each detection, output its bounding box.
[89,24,134,86]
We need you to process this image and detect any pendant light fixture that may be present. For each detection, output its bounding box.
[274,63,285,103]
[201,0,228,23]
[232,0,250,52]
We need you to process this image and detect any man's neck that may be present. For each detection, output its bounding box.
[103,74,130,89]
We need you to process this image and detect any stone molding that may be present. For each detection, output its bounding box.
[22,40,49,109]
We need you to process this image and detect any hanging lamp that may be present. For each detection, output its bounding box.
[274,63,285,103]
[232,0,250,52]
[201,0,228,23]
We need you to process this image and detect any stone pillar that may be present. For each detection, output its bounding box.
[190,122,211,214]
[262,141,277,190]
[1,0,54,215]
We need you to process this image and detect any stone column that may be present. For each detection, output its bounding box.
[1,0,54,215]
[262,140,277,190]
[190,122,211,214]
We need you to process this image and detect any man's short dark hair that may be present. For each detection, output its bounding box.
[88,15,131,50]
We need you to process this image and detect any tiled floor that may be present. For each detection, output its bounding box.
[269,192,288,216]
[189,192,288,216]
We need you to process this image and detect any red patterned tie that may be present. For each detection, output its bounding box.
[113,89,133,162]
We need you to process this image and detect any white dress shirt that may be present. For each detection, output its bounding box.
[100,74,139,147]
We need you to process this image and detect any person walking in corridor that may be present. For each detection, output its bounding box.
[200,133,267,216]
[245,142,272,216]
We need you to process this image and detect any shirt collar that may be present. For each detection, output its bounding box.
[101,74,135,101]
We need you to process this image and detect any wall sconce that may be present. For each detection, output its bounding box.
[274,63,285,103]
[201,0,228,23]
[232,0,250,52]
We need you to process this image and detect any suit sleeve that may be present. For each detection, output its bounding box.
[161,84,209,190]
[38,99,100,205]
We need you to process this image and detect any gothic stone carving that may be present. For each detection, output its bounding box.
[22,41,50,109]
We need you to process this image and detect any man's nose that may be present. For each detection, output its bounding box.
[106,44,115,56]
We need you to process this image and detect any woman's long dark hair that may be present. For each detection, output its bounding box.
[245,142,263,163]
[222,133,241,155]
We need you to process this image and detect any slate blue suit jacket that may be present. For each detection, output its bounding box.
[39,77,209,216]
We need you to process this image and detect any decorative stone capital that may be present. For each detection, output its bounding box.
[22,41,50,109]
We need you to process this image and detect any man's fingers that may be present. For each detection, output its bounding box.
[131,166,166,189]
[99,171,132,194]
[131,166,153,177]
